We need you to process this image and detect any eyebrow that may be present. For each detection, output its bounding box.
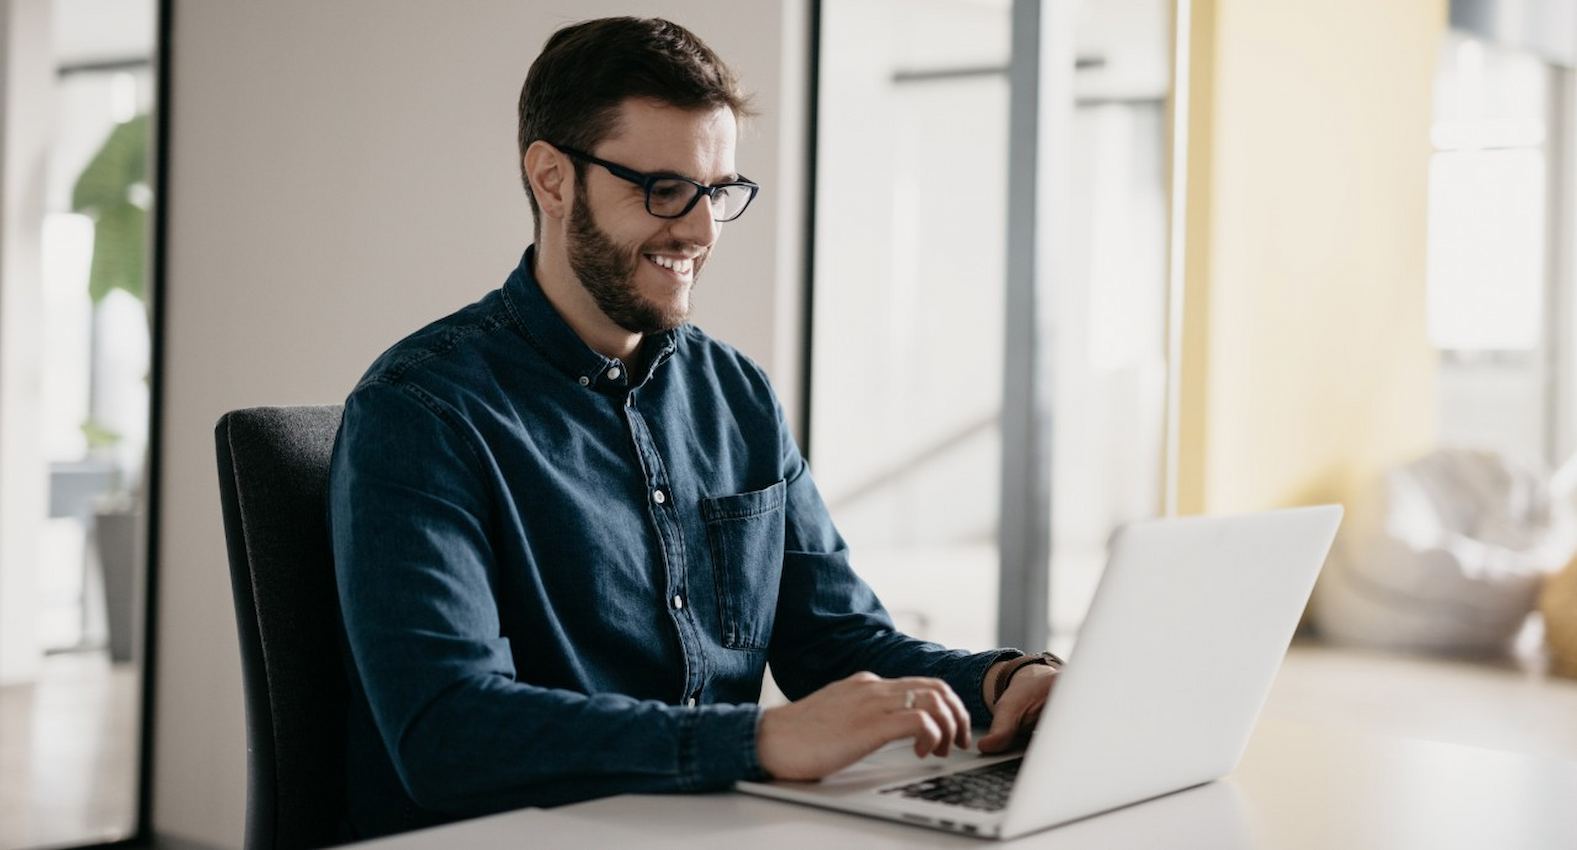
[649,167,743,186]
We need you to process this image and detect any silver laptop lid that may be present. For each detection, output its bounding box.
[1000,506,1342,838]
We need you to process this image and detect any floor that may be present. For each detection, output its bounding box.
[1263,639,1577,763]
[0,652,139,850]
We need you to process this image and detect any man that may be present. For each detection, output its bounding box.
[329,16,1059,840]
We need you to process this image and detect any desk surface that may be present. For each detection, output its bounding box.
[355,720,1577,849]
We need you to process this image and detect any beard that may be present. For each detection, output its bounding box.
[566,189,707,334]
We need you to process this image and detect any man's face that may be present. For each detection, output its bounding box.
[565,98,738,334]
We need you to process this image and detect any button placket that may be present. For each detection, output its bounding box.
[622,403,705,702]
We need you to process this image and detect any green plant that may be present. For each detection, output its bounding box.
[71,113,149,306]
[80,417,122,450]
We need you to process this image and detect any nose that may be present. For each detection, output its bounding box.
[668,191,721,246]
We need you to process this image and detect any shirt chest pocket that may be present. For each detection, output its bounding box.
[700,480,786,651]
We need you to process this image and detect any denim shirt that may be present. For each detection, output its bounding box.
[328,246,1020,837]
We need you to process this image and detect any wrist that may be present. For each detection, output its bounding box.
[988,651,1064,711]
[982,656,1017,713]
[756,704,781,778]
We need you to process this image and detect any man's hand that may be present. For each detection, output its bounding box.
[756,672,973,781]
[978,662,1060,753]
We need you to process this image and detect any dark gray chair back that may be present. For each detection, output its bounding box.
[215,405,347,850]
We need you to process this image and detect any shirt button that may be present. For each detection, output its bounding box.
[672,594,684,610]
[653,489,667,505]
[687,697,698,708]
[607,366,622,380]
[577,376,590,386]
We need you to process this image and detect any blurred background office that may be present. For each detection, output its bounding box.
[1,1,1575,848]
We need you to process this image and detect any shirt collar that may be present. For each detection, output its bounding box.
[501,245,679,392]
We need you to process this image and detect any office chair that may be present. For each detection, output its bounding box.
[215,405,348,850]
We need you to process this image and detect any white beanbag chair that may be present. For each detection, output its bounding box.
[1311,448,1577,654]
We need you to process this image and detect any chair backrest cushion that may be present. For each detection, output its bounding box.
[215,405,347,849]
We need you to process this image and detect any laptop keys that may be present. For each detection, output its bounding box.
[879,758,1022,812]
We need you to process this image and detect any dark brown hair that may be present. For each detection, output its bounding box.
[517,17,754,240]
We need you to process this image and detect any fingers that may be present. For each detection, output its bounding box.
[878,708,944,758]
[840,674,978,759]
[979,668,1060,753]
[908,689,957,756]
[912,711,944,757]
[882,677,972,756]
[768,672,990,781]
[979,691,1039,753]
[977,722,1016,753]
[978,719,1009,753]
[936,681,973,749]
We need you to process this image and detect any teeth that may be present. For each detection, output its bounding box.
[646,254,692,274]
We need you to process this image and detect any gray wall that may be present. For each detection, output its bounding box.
[156,2,806,844]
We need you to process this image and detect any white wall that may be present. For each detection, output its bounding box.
[0,0,53,687]
[156,2,806,845]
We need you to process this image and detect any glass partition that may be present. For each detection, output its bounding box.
[811,0,1013,652]
[810,0,1174,654]
[0,1,158,847]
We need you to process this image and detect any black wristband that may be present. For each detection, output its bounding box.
[992,650,1064,706]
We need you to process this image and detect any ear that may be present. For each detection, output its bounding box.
[524,140,572,222]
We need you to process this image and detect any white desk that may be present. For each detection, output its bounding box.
[354,720,1577,849]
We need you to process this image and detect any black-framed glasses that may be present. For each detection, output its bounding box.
[552,143,760,222]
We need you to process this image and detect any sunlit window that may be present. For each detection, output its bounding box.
[1427,35,1549,352]
[1427,32,1558,471]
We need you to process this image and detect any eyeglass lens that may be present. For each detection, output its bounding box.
[646,178,753,221]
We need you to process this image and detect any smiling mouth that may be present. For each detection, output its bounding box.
[643,253,695,280]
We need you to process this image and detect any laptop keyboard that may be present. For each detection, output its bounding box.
[879,758,1022,812]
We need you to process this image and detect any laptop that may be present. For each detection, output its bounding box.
[737,505,1343,840]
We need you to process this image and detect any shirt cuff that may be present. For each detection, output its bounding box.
[677,702,767,789]
[944,648,1025,727]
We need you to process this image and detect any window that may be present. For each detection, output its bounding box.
[810,0,1173,653]
[0,2,158,847]
[1428,32,1567,471]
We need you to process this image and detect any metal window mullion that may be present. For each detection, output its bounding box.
[998,0,1075,652]
[1544,65,1576,467]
